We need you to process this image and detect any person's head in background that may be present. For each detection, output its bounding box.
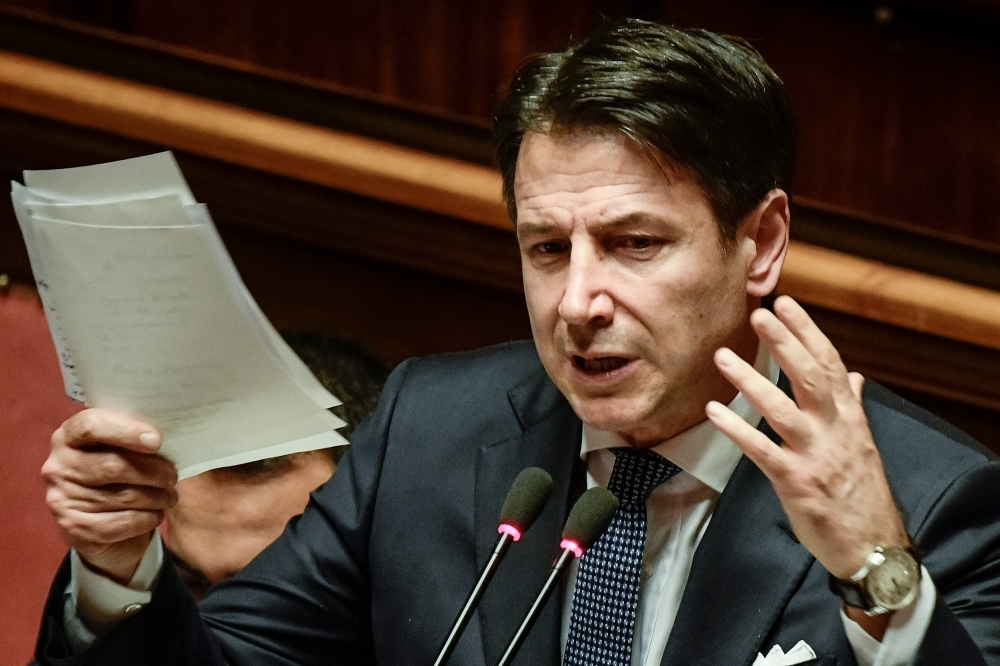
[164,332,391,599]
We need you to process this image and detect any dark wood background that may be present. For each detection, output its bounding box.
[1,3,998,449]
[3,0,1000,251]
[3,104,999,449]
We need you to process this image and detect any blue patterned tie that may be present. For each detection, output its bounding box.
[564,447,682,666]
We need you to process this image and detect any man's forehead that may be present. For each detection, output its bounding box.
[517,132,635,178]
[513,132,704,232]
[514,132,685,202]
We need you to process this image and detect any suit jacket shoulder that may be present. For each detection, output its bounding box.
[862,381,997,533]
[864,379,993,462]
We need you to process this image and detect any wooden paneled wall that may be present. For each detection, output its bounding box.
[3,102,999,449]
[3,0,1000,251]
[0,7,998,450]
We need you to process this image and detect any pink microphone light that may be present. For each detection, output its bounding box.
[498,524,522,541]
[559,539,583,558]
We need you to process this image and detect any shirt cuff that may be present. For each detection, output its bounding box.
[841,565,937,666]
[63,531,164,652]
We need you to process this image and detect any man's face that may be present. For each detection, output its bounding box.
[515,132,760,446]
[163,451,334,598]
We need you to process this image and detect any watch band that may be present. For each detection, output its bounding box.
[828,570,877,612]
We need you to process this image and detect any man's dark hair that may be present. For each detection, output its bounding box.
[494,19,796,243]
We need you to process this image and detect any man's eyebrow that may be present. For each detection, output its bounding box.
[594,212,665,232]
[515,213,668,240]
[515,222,560,240]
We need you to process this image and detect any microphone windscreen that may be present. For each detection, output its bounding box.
[498,467,554,532]
[562,487,618,550]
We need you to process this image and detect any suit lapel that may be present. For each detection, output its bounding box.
[475,367,581,666]
[660,373,814,666]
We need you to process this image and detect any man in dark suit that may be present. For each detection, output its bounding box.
[34,20,1000,666]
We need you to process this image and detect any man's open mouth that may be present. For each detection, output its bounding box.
[572,355,631,374]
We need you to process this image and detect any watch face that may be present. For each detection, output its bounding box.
[867,548,921,610]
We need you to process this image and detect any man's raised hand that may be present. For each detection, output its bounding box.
[41,409,177,585]
[705,295,908,580]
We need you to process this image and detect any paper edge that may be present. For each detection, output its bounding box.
[176,428,349,480]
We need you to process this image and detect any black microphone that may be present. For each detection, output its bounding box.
[494,487,619,666]
[433,467,553,666]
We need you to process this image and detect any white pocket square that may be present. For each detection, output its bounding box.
[753,640,817,666]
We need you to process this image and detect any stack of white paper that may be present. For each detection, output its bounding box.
[11,152,349,479]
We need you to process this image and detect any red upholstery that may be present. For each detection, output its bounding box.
[0,289,81,665]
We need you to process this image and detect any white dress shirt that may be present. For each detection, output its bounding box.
[67,346,936,664]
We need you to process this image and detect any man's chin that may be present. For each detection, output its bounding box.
[567,393,653,434]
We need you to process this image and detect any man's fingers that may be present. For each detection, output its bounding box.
[57,508,164,546]
[705,400,790,478]
[57,409,161,454]
[44,410,171,582]
[847,372,866,401]
[49,480,178,514]
[772,296,849,379]
[749,308,831,412]
[48,446,177,489]
[714,347,809,445]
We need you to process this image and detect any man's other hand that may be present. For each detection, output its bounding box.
[705,295,909,580]
[42,409,177,585]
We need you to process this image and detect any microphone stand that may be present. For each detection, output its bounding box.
[494,547,576,666]
[433,530,516,666]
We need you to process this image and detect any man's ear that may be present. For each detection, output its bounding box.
[741,189,790,298]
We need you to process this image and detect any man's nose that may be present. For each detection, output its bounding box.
[557,249,614,327]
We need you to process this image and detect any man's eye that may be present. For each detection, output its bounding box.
[618,236,659,251]
[537,241,567,254]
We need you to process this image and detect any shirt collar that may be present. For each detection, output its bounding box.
[580,343,779,494]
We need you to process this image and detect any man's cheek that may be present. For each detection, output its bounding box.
[541,331,568,377]
[525,290,562,339]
